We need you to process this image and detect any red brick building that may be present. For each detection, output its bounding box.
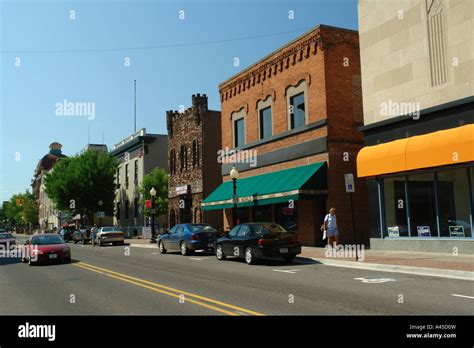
[202,25,369,246]
[167,94,223,229]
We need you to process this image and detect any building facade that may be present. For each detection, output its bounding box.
[202,25,369,246]
[166,94,223,229]
[110,128,168,237]
[357,0,474,252]
[32,142,67,231]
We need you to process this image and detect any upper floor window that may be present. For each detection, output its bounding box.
[134,160,138,183]
[290,92,305,129]
[192,140,197,168]
[234,119,245,147]
[180,145,187,172]
[170,149,176,174]
[287,80,308,130]
[259,106,272,140]
[125,163,130,187]
[231,108,246,148]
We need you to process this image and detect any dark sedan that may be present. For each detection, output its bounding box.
[0,232,16,250]
[158,223,221,256]
[215,222,301,265]
[59,227,75,242]
[22,233,71,266]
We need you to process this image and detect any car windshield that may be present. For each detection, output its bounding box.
[190,224,217,233]
[31,235,64,245]
[250,223,287,235]
[101,227,119,232]
[0,233,13,239]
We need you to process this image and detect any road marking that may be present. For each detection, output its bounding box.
[451,293,474,300]
[273,269,300,274]
[189,257,203,261]
[72,261,264,316]
[354,277,396,283]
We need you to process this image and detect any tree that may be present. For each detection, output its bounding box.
[3,191,37,225]
[139,168,168,218]
[44,150,117,225]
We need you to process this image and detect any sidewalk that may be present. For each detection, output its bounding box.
[127,238,473,280]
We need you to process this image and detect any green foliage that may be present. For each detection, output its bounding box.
[44,150,117,222]
[139,168,168,217]
[3,191,37,225]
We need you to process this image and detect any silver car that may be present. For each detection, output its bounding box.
[95,226,125,246]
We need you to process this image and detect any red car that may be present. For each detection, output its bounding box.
[22,233,71,266]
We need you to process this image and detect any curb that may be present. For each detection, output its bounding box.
[310,257,474,281]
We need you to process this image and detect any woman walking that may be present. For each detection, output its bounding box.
[322,208,339,248]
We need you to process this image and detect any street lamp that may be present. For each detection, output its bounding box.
[150,187,157,242]
[230,165,239,227]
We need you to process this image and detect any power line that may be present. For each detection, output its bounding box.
[0,28,310,54]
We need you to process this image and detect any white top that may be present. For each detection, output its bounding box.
[324,214,337,229]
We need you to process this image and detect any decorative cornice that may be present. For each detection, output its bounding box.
[219,26,358,102]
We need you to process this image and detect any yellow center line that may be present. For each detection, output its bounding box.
[72,261,264,316]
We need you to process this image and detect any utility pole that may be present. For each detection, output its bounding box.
[134,79,137,133]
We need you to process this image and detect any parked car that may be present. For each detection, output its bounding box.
[0,232,16,250]
[22,233,71,265]
[94,226,125,246]
[59,228,75,242]
[215,222,301,265]
[158,223,221,256]
[73,229,90,244]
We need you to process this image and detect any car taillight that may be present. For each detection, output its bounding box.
[191,234,199,240]
[258,238,271,246]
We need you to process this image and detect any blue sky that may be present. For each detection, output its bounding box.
[0,0,358,203]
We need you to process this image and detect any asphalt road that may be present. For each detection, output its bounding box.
[0,236,472,315]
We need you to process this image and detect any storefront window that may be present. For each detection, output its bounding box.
[275,202,298,231]
[253,205,272,223]
[236,207,249,224]
[437,168,472,238]
[383,177,408,237]
[408,172,437,237]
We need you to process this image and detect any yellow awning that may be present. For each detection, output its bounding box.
[357,124,474,177]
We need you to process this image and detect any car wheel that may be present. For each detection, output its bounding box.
[245,247,257,265]
[98,238,103,247]
[73,239,78,244]
[283,255,295,264]
[81,238,86,245]
[28,257,34,266]
[180,241,189,256]
[215,245,226,260]
[158,241,167,254]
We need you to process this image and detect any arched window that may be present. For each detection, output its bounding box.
[192,140,197,168]
[180,145,185,172]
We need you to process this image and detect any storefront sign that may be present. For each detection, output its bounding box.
[417,226,431,237]
[449,226,465,237]
[344,173,355,193]
[387,226,399,238]
[176,185,188,195]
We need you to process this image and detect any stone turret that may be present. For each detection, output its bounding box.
[192,93,208,125]
[166,110,174,138]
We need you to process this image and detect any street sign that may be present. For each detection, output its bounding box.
[96,211,105,218]
[344,173,355,193]
[449,226,464,237]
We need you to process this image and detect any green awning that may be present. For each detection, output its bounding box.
[202,162,327,211]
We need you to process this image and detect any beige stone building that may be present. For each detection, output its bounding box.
[357,0,474,253]
[110,128,168,237]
